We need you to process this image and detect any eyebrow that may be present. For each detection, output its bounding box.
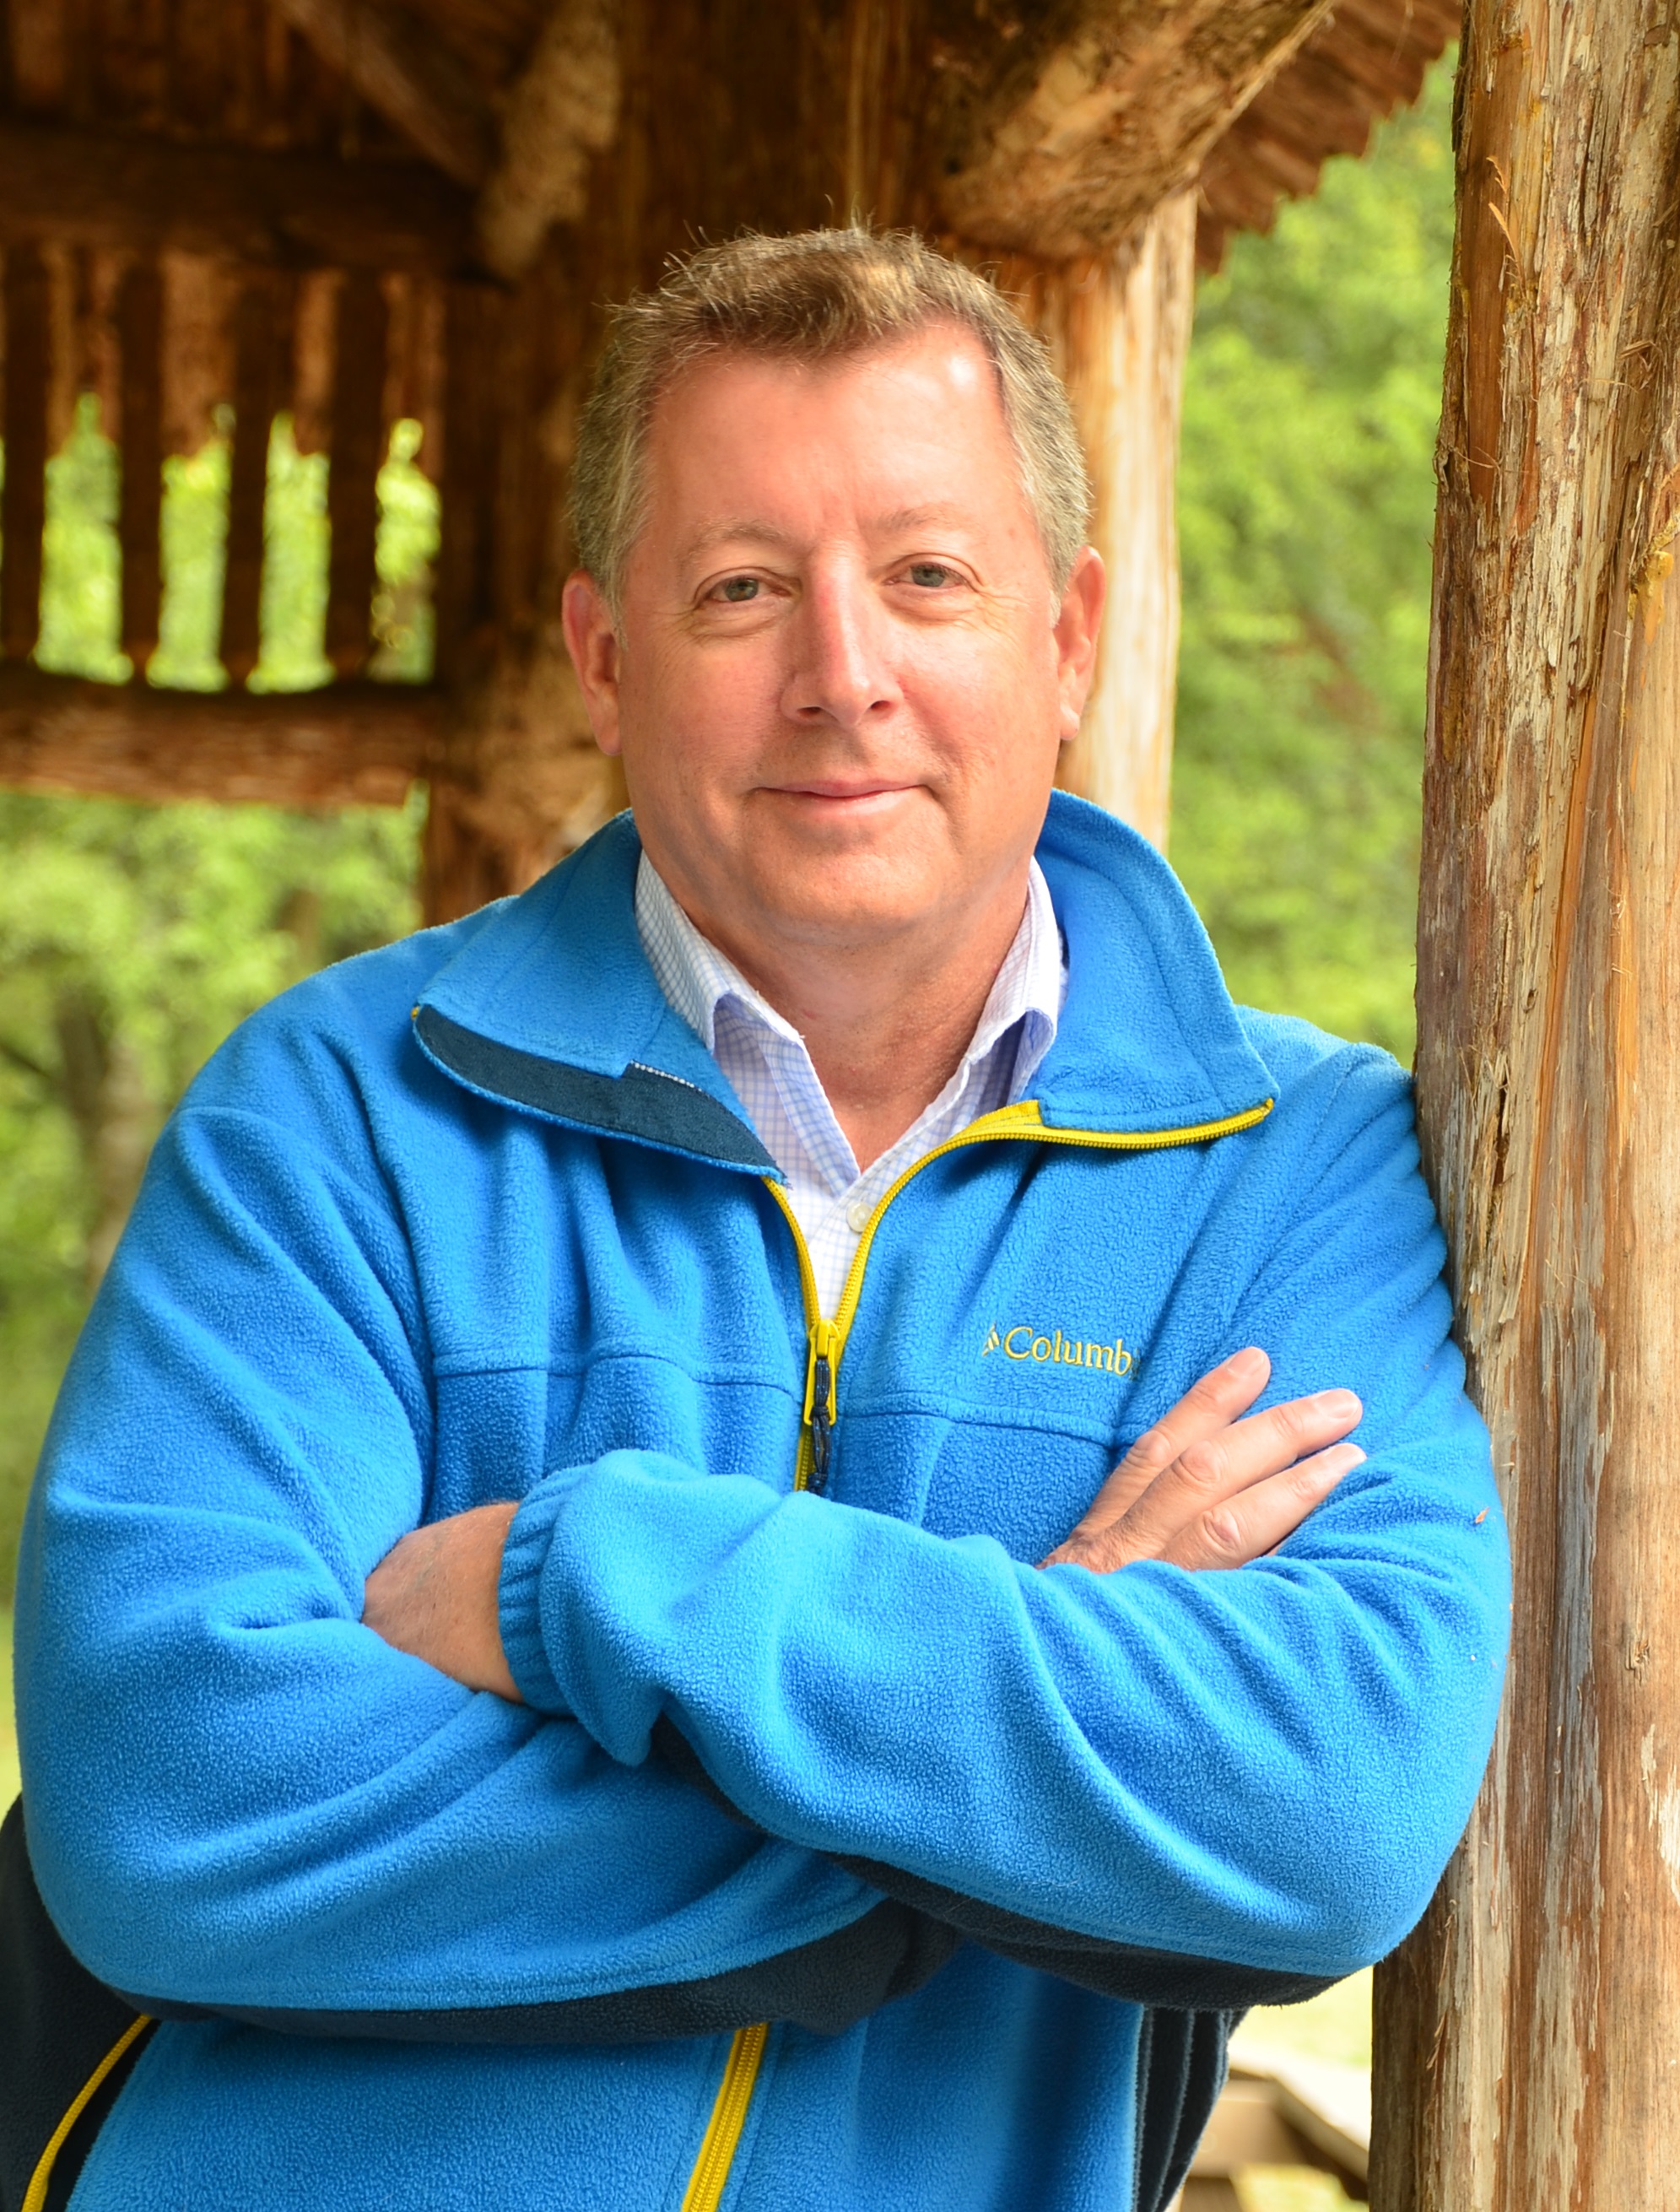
[677,504,974,565]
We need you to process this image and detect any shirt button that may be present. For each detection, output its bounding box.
[845,1197,872,1234]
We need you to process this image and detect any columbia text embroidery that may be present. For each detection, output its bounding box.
[981,1323,1134,1375]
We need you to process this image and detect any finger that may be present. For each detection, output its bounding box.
[1060,1348,1273,1549]
[1154,1441,1365,1571]
[1092,1387,1362,1566]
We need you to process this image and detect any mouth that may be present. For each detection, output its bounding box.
[764,779,921,809]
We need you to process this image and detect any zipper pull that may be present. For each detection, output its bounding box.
[802,1318,840,1495]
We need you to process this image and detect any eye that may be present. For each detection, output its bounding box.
[905,561,962,589]
[713,575,760,603]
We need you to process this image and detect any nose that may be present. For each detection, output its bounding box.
[780,570,902,732]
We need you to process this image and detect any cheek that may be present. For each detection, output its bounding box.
[904,628,1060,762]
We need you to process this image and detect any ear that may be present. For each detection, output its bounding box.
[1051,546,1106,744]
[561,571,624,756]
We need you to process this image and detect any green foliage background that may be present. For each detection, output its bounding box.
[0,66,1455,1604]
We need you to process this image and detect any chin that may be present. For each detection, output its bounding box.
[752,858,934,944]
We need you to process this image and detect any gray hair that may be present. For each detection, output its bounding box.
[571,226,1093,612]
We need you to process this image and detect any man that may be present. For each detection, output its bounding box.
[8,230,1507,2212]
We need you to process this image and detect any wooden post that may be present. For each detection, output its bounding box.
[1369,8,1680,2208]
[1,242,50,663]
[1040,192,1198,850]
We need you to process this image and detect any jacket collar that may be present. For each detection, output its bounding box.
[413,795,1274,1171]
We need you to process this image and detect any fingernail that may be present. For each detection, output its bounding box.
[1326,1445,1366,1474]
[1228,1347,1267,1380]
[1315,1390,1362,1420]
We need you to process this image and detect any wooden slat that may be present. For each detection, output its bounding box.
[218,278,276,687]
[324,270,388,679]
[0,660,440,805]
[0,119,478,275]
[1,241,51,663]
[117,256,163,675]
[433,279,499,686]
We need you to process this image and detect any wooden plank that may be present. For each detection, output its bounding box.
[0,118,478,274]
[1,241,50,663]
[268,0,496,188]
[219,279,277,687]
[1370,5,1680,2209]
[0,661,440,804]
[116,256,163,675]
[324,270,388,679]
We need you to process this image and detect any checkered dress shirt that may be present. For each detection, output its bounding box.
[635,852,1065,1318]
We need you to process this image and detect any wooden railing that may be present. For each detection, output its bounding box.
[0,128,513,809]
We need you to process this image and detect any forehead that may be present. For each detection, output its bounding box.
[637,324,1034,553]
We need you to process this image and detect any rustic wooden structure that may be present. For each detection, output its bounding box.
[1369,3,1680,2207]
[0,0,1456,918]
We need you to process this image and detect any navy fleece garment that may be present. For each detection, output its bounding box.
[15,795,1508,2212]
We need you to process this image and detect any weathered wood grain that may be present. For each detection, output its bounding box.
[934,0,1334,258]
[1370,8,1680,2209]
[0,119,478,274]
[0,663,440,806]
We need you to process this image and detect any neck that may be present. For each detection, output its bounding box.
[704,880,1031,1171]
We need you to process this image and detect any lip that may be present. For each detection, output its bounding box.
[765,780,920,802]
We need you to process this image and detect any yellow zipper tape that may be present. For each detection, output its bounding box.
[679,2021,770,2212]
[23,2014,154,2212]
[770,1095,1273,1458]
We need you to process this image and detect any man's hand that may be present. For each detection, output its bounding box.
[365,1350,1360,1693]
[362,1499,522,1700]
[1041,1347,1364,1574]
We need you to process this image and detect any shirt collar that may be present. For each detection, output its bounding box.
[635,852,1066,1101]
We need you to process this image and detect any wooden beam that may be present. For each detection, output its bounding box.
[0,664,440,807]
[117,259,164,675]
[0,119,478,275]
[476,0,619,281]
[935,0,1335,259]
[269,0,496,190]
[1371,8,1680,2209]
[1039,193,1198,850]
[324,272,389,679]
[1,242,50,663]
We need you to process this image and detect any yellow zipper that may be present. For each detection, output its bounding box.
[675,1090,1270,2212]
[679,2020,769,2212]
[768,1095,1274,1484]
[23,2014,154,2212]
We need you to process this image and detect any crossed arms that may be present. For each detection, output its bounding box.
[15,1023,1509,2038]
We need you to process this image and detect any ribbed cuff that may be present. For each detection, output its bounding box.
[498,1470,584,1713]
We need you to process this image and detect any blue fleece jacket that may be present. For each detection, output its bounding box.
[14,794,1508,2212]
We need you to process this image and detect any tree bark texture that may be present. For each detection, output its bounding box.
[1370,10,1680,2209]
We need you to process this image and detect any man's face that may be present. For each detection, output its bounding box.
[563,323,1103,970]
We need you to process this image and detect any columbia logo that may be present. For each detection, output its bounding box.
[981,1323,1134,1375]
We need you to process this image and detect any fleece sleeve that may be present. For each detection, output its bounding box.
[497,1051,1510,2001]
[14,1099,947,2041]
